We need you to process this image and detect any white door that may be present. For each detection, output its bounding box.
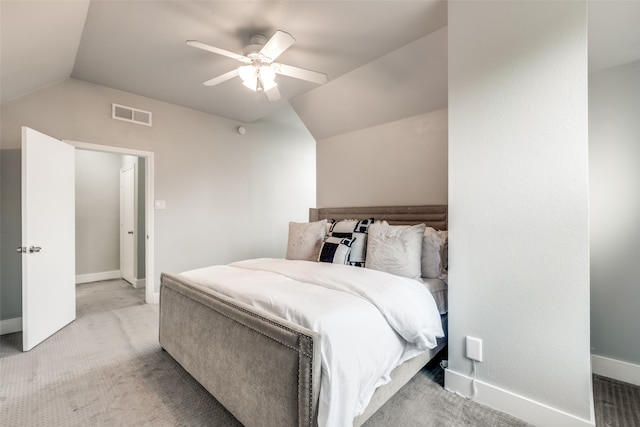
[120,164,136,285]
[21,127,76,351]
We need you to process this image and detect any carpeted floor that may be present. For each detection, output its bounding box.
[0,279,637,426]
[593,374,640,427]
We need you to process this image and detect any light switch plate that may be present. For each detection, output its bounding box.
[466,336,483,362]
[154,200,166,210]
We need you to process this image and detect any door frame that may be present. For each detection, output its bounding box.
[67,140,156,304]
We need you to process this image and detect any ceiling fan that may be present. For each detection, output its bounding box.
[187,30,328,101]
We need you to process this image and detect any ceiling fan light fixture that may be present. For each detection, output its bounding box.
[238,65,258,90]
[238,64,277,92]
[261,79,278,92]
[242,79,258,91]
[259,65,276,84]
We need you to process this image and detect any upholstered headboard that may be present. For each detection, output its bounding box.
[309,205,448,230]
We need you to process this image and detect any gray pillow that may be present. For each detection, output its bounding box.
[285,220,327,261]
[421,227,445,279]
[366,221,425,280]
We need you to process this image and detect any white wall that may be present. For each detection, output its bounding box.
[75,150,121,278]
[590,61,640,372]
[0,78,316,320]
[447,2,592,426]
[316,109,448,207]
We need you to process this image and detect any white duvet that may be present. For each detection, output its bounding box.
[180,258,444,427]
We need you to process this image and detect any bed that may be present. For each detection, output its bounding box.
[159,205,448,427]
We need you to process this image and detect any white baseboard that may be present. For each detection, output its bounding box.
[444,369,595,427]
[76,270,121,284]
[132,278,146,289]
[592,354,640,387]
[0,317,22,335]
[152,292,160,304]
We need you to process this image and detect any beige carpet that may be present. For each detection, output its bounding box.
[0,279,635,426]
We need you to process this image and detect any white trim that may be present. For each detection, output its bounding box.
[76,270,121,284]
[444,369,595,427]
[133,278,146,289]
[146,151,155,304]
[65,140,156,304]
[0,317,22,335]
[592,354,640,387]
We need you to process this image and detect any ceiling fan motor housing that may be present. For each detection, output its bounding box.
[244,35,268,59]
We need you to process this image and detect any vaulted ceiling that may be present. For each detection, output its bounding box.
[1,1,639,129]
[1,0,448,124]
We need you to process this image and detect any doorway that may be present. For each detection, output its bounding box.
[69,140,155,304]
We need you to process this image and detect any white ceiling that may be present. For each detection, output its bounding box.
[1,1,639,124]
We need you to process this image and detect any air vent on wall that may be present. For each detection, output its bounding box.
[112,103,152,126]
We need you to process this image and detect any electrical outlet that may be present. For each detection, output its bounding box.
[466,336,483,362]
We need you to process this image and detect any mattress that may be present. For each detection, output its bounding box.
[421,277,448,314]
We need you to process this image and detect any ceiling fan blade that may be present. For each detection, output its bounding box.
[275,63,328,85]
[259,30,295,61]
[186,40,251,63]
[265,86,281,102]
[203,69,239,87]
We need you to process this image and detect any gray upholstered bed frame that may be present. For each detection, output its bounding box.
[159,205,448,427]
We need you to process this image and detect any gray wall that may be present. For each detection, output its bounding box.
[0,78,316,321]
[0,150,21,320]
[447,1,591,423]
[135,157,146,280]
[75,150,121,277]
[316,109,448,207]
[590,59,640,366]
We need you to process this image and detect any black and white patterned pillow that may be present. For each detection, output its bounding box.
[318,236,355,264]
[328,218,374,267]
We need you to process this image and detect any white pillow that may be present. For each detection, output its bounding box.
[285,220,327,261]
[365,221,425,280]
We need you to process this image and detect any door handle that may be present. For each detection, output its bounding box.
[127,231,134,235]
[29,246,42,253]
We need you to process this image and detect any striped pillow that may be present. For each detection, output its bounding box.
[318,236,355,264]
[328,218,374,266]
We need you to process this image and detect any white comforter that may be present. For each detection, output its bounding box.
[180,258,444,427]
